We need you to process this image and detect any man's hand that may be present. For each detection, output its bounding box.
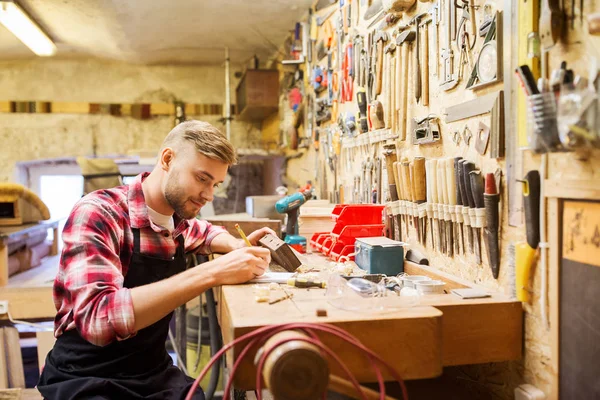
[205,246,271,285]
[246,227,279,246]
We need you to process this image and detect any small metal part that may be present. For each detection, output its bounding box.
[462,126,473,145]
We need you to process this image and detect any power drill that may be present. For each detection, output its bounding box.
[275,190,313,253]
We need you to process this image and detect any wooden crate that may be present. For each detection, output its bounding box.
[235,70,279,121]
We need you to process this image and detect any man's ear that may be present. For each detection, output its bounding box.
[160,148,174,172]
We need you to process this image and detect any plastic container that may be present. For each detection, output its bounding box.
[527,92,562,153]
[326,224,385,261]
[354,237,405,275]
[331,204,385,226]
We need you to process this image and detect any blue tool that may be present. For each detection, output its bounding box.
[275,190,313,253]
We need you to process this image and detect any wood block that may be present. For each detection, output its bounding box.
[4,327,25,388]
[0,329,7,389]
[258,234,301,272]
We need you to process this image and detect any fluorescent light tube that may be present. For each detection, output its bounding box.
[0,0,56,56]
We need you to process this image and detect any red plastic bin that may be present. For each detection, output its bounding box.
[331,204,385,226]
[325,224,384,260]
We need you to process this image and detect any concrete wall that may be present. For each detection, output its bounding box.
[0,58,262,182]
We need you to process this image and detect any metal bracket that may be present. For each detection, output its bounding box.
[412,115,441,145]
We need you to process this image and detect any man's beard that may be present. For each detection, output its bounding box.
[164,172,199,220]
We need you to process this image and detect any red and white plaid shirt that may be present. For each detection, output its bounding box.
[52,173,227,346]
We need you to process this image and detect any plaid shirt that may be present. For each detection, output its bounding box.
[52,173,227,346]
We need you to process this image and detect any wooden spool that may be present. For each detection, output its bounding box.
[259,330,329,399]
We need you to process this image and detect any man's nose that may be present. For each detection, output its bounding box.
[201,186,214,203]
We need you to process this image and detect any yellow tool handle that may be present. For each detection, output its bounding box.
[413,156,427,202]
[516,242,537,303]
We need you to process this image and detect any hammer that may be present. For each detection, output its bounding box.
[410,13,429,103]
[395,30,416,141]
[374,31,389,96]
[384,42,397,129]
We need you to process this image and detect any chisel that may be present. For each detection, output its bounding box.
[414,157,427,245]
[432,160,441,252]
[425,160,436,250]
[383,146,398,201]
[445,158,457,257]
[409,161,420,242]
[469,170,485,265]
[400,160,412,239]
[454,157,465,254]
[438,159,449,254]
[457,159,470,253]
[461,161,476,257]
[484,173,500,278]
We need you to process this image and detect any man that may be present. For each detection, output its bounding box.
[38,120,274,399]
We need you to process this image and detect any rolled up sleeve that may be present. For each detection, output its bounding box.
[185,218,228,254]
[59,201,136,346]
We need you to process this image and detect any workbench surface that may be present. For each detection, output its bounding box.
[217,253,523,390]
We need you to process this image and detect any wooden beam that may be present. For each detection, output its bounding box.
[545,179,600,200]
[549,197,561,400]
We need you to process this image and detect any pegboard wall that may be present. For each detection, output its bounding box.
[277,0,600,398]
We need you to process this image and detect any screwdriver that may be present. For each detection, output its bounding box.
[470,170,485,265]
[461,161,477,258]
[287,278,327,289]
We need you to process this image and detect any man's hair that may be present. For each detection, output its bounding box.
[161,120,237,165]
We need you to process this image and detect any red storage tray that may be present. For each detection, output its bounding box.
[310,232,331,252]
[326,224,384,260]
[331,204,385,226]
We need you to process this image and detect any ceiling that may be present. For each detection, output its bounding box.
[0,0,314,65]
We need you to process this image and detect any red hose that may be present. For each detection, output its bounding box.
[184,322,408,400]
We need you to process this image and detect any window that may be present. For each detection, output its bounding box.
[15,158,153,246]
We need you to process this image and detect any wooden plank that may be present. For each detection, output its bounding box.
[404,262,471,291]
[549,198,560,400]
[50,102,89,114]
[6,255,58,288]
[150,103,173,115]
[545,179,600,200]
[444,91,500,123]
[0,244,7,287]
[562,201,600,267]
[0,329,8,389]
[220,284,443,389]
[4,327,25,388]
[0,287,55,320]
[0,220,59,242]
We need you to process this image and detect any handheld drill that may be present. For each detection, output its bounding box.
[275,190,313,253]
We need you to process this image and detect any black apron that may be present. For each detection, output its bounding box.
[37,229,205,400]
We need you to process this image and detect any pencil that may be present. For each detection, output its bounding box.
[235,223,252,247]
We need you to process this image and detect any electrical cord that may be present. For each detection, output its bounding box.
[168,327,189,376]
[184,322,408,400]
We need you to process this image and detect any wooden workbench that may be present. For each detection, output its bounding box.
[217,253,523,390]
